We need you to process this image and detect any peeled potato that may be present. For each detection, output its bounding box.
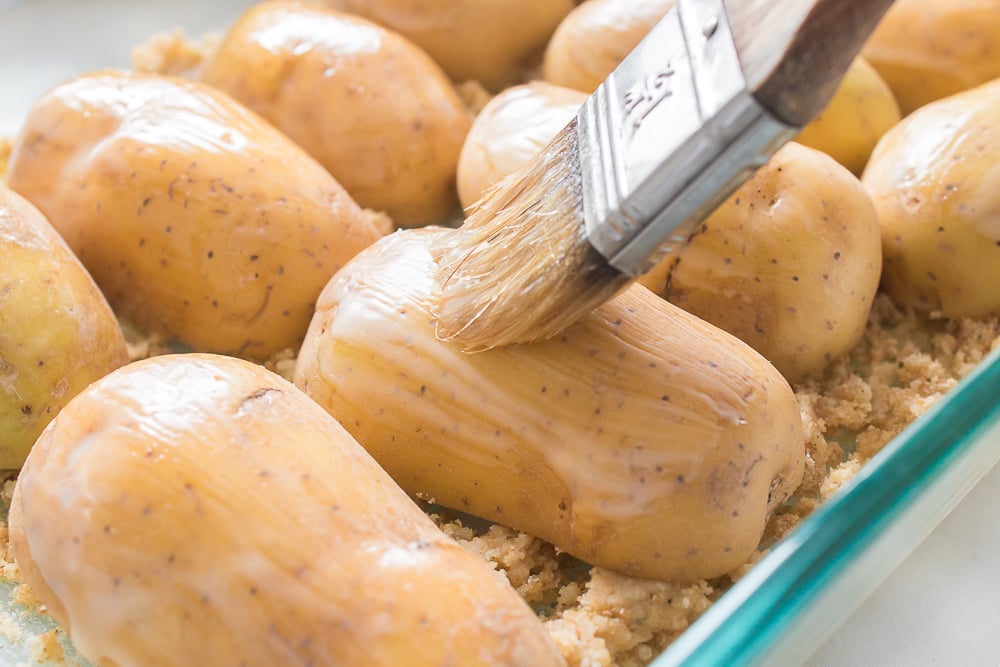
[10,353,565,667]
[796,57,901,176]
[862,0,1000,115]
[0,185,128,469]
[7,70,384,360]
[318,0,574,91]
[295,227,804,583]
[639,143,883,382]
[542,0,675,93]
[457,81,585,209]
[862,79,1000,318]
[202,1,473,228]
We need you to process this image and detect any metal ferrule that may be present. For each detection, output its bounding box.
[577,0,798,277]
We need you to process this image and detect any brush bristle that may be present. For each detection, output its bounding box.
[431,119,631,351]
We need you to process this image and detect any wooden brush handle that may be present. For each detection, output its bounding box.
[724,0,895,126]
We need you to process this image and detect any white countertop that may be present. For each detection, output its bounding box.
[807,460,1000,667]
[1,2,998,665]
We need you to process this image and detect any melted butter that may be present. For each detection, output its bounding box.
[876,89,1000,241]
[249,7,384,58]
[0,197,51,251]
[312,228,764,526]
[890,105,976,192]
[373,541,436,571]
[58,72,256,157]
[474,83,586,178]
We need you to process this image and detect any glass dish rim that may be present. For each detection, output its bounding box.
[653,344,1000,666]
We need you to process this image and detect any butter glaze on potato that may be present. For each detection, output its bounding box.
[7,70,384,360]
[863,79,1000,318]
[457,81,586,210]
[294,227,805,583]
[203,1,473,228]
[9,353,565,667]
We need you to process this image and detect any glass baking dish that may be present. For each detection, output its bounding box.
[2,2,999,666]
[656,344,1000,666]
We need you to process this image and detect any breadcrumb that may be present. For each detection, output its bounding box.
[455,80,494,115]
[130,28,220,79]
[29,629,65,664]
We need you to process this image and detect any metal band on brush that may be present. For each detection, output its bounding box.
[577,0,798,277]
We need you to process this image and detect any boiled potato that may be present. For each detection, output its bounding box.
[543,0,675,93]
[639,143,882,382]
[862,79,1000,318]
[862,0,1000,115]
[202,1,473,228]
[7,70,385,361]
[457,81,585,209]
[0,186,128,469]
[318,0,574,91]
[796,57,901,176]
[10,353,565,667]
[295,227,804,583]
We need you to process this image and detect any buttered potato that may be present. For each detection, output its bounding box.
[0,186,128,469]
[7,70,385,360]
[10,354,565,667]
[639,143,883,382]
[7,1,999,665]
[295,227,804,583]
[863,79,1000,318]
[543,0,675,93]
[318,0,574,91]
[862,0,1000,115]
[457,81,585,209]
[796,57,901,176]
[202,1,473,228]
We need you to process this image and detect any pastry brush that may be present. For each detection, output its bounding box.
[432,0,895,350]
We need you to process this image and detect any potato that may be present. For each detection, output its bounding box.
[457,81,585,209]
[202,1,473,228]
[7,70,384,360]
[862,0,1000,115]
[294,227,804,583]
[639,143,882,383]
[0,186,128,469]
[9,353,565,667]
[862,79,1000,318]
[796,57,901,176]
[542,0,675,93]
[318,0,574,91]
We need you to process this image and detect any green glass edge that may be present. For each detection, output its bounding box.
[653,345,1000,667]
